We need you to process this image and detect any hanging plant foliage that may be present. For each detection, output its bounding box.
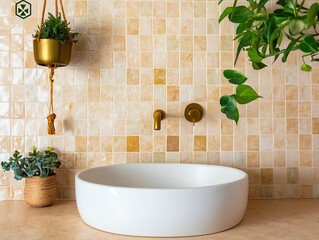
[33,13,79,43]
[218,0,319,123]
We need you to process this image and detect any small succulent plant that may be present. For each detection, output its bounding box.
[33,12,79,43]
[1,146,61,180]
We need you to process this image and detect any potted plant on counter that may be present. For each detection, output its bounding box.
[1,146,61,207]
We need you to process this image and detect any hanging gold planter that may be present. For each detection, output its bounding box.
[33,0,78,135]
[33,39,72,67]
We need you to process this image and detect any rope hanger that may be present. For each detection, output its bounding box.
[38,0,72,135]
[38,0,72,42]
[46,64,57,134]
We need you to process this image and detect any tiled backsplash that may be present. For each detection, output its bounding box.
[0,0,319,200]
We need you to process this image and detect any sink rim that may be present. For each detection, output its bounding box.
[76,163,248,190]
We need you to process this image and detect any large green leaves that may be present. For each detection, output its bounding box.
[218,0,319,72]
[217,0,319,123]
[220,95,239,123]
[257,0,268,12]
[223,69,247,85]
[299,34,318,53]
[220,85,261,123]
[220,70,262,123]
[282,37,299,62]
[262,16,276,43]
[252,61,267,70]
[229,6,254,23]
[305,3,319,27]
[248,48,264,62]
[235,85,262,104]
[219,7,233,23]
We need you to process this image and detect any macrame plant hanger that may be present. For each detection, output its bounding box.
[38,0,73,135]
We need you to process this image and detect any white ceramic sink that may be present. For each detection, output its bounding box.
[75,163,248,237]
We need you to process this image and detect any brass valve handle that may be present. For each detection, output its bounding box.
[184,103,203,126]
[188,109,201,126]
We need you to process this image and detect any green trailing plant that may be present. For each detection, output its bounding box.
[220,70,262,123]
[33,13,79,43]
[218,0,319,123]
[1,146,61,180]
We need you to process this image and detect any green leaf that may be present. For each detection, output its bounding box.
[269,29,281,53]
[248,48,264,62]
[247,0,257,9]
[288,0,297,9]
[284,5,294,14]
[220,95,239,123]
[282,37,299,62]
[276,18,290,28]
[223,69,244,79]
[1,161,10,171]
[14,175,23,181]
[273,9,286,17]
[234,42,244,66]
[301,63,312,72]
[234,31,252,65]
[220,95,235,106]
[252,13,267,21]
[223,69,247,85]
[219,7,233,23]
[251,32,261,49]
[263,16,276,43]
[277,31,283,47]
[221,105,239,123]
[273,47,281,62]
[289,20,305,36]
[257,0,268,12]
[252,61,267,70]
[305,3,319,27]
[299,34,318,53]
[261,44,268,55]
[229,6,253,23]
[235,85,262,104]
[284,0,296,14]
[236,22,247,35]
[276,0,287,8]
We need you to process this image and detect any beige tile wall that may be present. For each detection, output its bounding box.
[0,0,319,200]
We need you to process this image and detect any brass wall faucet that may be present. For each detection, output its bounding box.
[153,109,165,130]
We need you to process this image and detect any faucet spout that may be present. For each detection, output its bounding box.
[153,109,165,130]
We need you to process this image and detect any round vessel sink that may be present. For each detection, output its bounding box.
[75,163,248,237]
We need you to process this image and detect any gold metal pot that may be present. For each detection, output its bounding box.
[24,174,57,208]
[33,39,72,67]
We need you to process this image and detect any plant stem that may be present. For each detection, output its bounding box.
[302,53,314,64]
[296,0,306,13]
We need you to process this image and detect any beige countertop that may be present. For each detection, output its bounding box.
[0,199,318,240]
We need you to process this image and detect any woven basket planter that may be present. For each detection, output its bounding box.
[24,174,57,208]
